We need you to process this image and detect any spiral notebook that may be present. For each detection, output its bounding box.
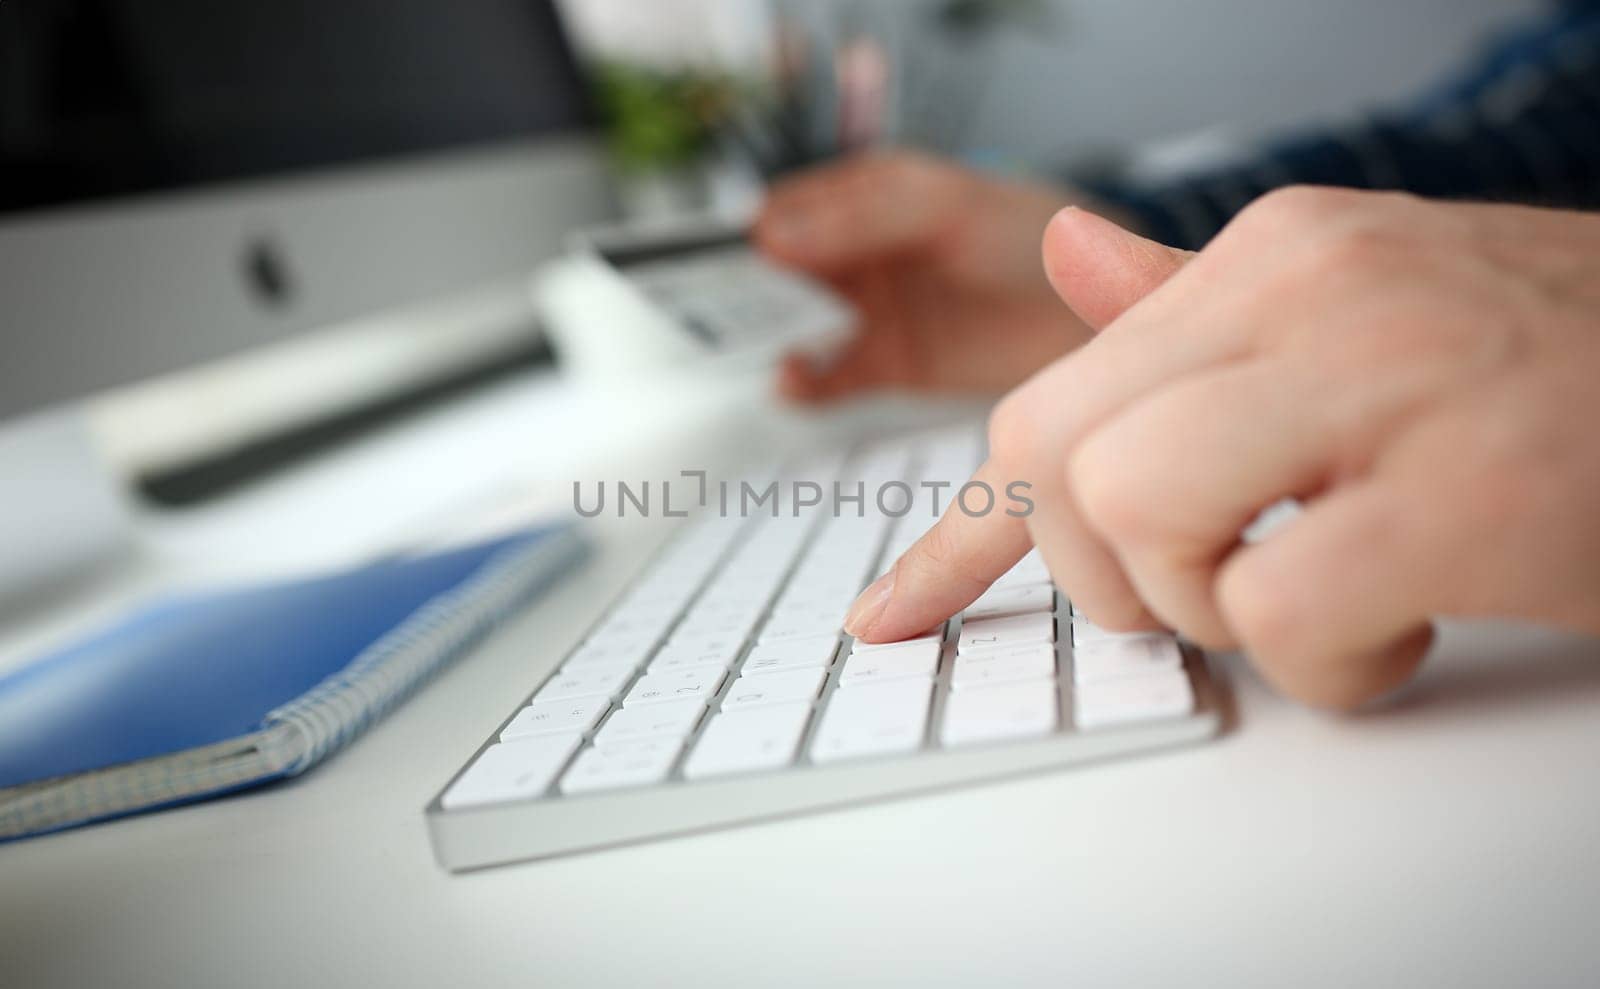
[0,523,588,841]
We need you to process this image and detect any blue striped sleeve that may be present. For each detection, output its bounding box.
[1079,4,1600,249]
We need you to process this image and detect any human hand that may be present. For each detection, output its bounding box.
[755,151,1120,401]
[844,187,1600,710]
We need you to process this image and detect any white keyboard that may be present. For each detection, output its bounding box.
[427,427,1222,870]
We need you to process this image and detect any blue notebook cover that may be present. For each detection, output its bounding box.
[0,523,588,839]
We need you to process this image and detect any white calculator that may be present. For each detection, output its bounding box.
[571,218,856,368]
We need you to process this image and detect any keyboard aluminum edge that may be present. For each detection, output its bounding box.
[426,649,1222,872]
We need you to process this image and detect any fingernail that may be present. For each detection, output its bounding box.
[844,569,895,637]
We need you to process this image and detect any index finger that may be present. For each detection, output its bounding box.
[844,457,1035,643]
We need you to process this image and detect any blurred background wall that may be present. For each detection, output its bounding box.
[563,0,1546,167]
[966,0,1545,165]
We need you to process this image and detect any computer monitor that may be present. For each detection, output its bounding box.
[0,0,614,599]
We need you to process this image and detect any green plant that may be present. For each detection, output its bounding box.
[592,61,741,173]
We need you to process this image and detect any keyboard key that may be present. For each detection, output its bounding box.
[441,734,581,809]
[963,583,1055,621]
[838,639,941,686]
[1072,635,1183,684]
[950,642,1056,690]
[1069,617,1172,648]
[848,629,943,654]
[773,583,858,611]
[742,635,839,676]
[624,667,727,707]
[683,702,813,780]
[765,600,849,627]
[665,629,747,660]
[992,550,1051,589]
[501,696,610,741]
[691,592,769,616]
[810,680,931,763]
[758,615,844,643]
[720,669,826,711]
[623,581,693,607]
[1075,670,1194,729]
[565,639,650,669]
[622,585,695,614]
[940,681,1058,747]
[648,640,742,673]
[589,614,666,647]
[1067,617,1118,644]
[560,739,683,795]
[672,609,759,643]
[957,612,1054,655]
[537,664,637,703]
[594,699,705,746]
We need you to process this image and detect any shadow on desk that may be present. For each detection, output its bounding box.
[1381,621,1600,719]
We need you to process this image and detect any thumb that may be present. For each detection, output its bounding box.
[1042,207,1194,331]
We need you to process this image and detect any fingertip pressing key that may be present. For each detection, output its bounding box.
[843,569,895,638]
[847,458,1036,643]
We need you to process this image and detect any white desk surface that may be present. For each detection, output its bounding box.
[5,368,1600,988]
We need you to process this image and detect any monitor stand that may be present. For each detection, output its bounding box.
[0,410,134,607]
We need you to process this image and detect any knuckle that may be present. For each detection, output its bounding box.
[1066,439,1145,542]
[1303,220,1411,278]
[1462,431,1547,531]
[1236,185,1347,231]
[1226,185,1400,250]
[986,391,1039,468]
[1218,562,1367,711]
[1217,557,1306,669]
[1077,591,1159,633]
